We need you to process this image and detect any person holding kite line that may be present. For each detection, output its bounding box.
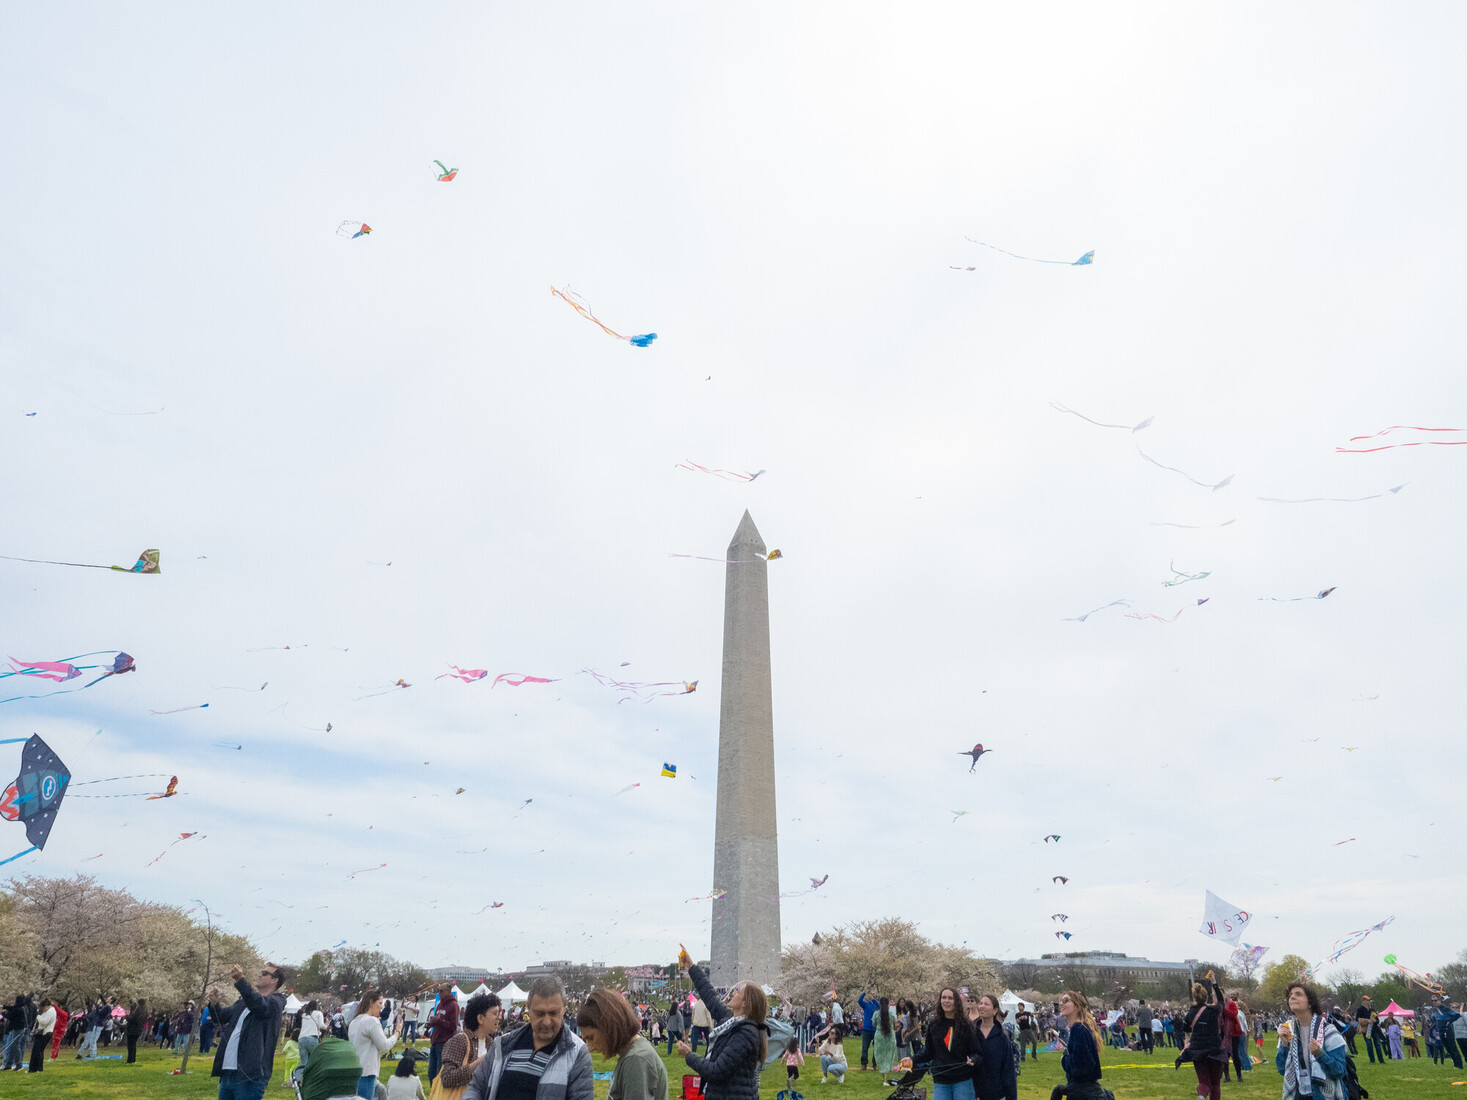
[675,946,769,1100]
[1178,976,1229,1100]
[925,987,975,1100]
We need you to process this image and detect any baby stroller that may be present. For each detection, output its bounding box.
[884,1057,930,1100]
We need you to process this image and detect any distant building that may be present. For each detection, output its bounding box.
[424,966,488,982]
[1003,952,1194,982]
[625,966,664,992]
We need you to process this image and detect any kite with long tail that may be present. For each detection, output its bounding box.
[551,286,656,347]
[1336,426,1467,453]
[582,668,697,703]
[1259,485,1405,504]
[433,160,458,182]
[437,666,488,683]
[962,238,1094,266]
[147,832,201,867]
[1138,447,1234,491]
[1050,402,1151,432]
[675,462,767,482]
[492,673,559,688]
[0,548,159,573]
[1,652,135,705]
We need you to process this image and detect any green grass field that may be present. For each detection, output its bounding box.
[0,1034,1459,1100]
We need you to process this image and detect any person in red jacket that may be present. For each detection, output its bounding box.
[425,983,461,1085]
[50,1004,69,1061]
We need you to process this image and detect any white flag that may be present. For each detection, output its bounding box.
[1199,889,1251,946]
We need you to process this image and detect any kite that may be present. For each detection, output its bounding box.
[1043,835,1061,843]
[337,220,371,238]
[1,652,135,705]
[149,703,209,714]
[661,763,677,778]
[0,548,159,573]
[1259,588,1337,602]
[453,787,465,795]
[1199,890,1251,946]
[433,160,458,182]
[685,888,727,903]
[582,668,698,703]
[437,666,488,683]
[492,673,558,688]
[146,777,179,800]
[1335,426,1467,453]
[1053,876,1069,884]
[213,742,243,751]
[669,550,783,565]
[146,832,201,867]
[1258,485,1405,504]
[1124,600,1206,622]
[963,238,1094,266]
[1051,914,1068,922]
[958,744,991,772]
[1383,955,1443,994]
[347,863,387,879]
[1266,776,1282,782]
[473,901,505,913]
[1333,837,1356,846]
[614,783,641,796]
[550,285,656,347]
[775,874,830,899]
[356,679,410,700]
[1163,561,1211,587]
[1062,599,1131,622]
[1229,944,1269,971]
[216,682,268,692]
[1151,519,1237,529]
[1049,402,1151,433]
[675,462,767,482]
[1137,447,1234,491]
[951,810,970,822]
[0,734,69,867]
[1055,931,1072,940]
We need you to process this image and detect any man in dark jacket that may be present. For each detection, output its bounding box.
[1136,1000,1154,1055]
[426,982,461,1084]
[211,962,286,1100]
[200,988,222,1053]
[464,978,592,1100]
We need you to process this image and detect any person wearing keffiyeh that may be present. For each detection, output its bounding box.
[1275,983,1347,1100]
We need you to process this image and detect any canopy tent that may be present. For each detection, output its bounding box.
[450,984,468,1006]
[497,981,528,1003]
[1380,1001,1414,1017]
[283,994,305,1014]
[470,983,491,997]
[998,989,1034,1024]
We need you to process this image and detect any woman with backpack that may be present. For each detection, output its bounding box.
[1275,982,1348,1100]
[675,947,769,1100]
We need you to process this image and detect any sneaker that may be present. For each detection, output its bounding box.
[820,1077,827,1084]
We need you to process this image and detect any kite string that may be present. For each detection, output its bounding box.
[0,847,38,867]
[965,237,1072,265]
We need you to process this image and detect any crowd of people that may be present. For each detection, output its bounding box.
[3,959,1464,1100]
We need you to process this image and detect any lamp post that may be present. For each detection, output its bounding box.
[179,899,215,1075]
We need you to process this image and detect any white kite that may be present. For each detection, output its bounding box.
[1199,889,1251,946]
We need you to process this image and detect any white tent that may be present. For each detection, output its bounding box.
[450,984,467,1006]
[283,994,305,1014]
[470,983,491,997]
[497,981,528,1003]
[998,989,1033,1024]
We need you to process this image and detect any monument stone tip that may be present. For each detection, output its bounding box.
[728,510,766,555]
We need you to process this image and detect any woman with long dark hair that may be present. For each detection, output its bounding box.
[1057,990,1103,1100]
[970,995,1016,1100]
[926,988,975,1100]
[1178,975,1228,1100]
[124,1000,144,1064]
[874,997,900,1084]
[675,947,769,1100]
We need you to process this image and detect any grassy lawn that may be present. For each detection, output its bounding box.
[0,1033,1460,1100]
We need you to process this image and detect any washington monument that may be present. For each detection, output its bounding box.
[710,511,781,986]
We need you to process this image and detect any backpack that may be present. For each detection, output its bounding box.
[1342,1056,1367,1100]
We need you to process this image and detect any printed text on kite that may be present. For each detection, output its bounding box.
[0,735,69,867]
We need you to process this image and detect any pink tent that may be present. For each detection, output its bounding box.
[1380,1001,1414,1017]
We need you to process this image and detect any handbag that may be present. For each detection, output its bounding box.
[428,1036,477,1100]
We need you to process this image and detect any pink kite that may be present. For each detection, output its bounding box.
[8,658,81,683]
[437,666,488,683]
[1336,426,1467,453]
[147,832,201,867]
[348,863,387,879]
[582,668,697,703]
[492,673,559,688]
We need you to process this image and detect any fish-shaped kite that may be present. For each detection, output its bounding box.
[963,238,1094,266]
[958,744,991,772]
[551,285,656,347]
[1,652,135,705]
[492,673,558,688]
[437,666,488,683]
[433,160,458,182]
[146,776,179,800]
[337,221,372,239]
[0,734,69,867]
[0,548,159,574]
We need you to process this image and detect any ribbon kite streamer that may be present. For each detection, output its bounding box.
[491,673,558,688]
[1138,447,1234,491]
[550,286,656,347]
[963,238,1094,266]
[1336,426,1467,453]
[1163,561,1211,587]
[0,548,159,573]
[675,461,766,482]
[1,652,135,705]
[1050,402,1151,432]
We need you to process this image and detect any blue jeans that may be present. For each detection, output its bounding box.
[200,1023,215,1053]
[403,1021,417,1042]
[933,1079,975,1100]
[428,1043,443,1082]
[217,1072,269,1100]
[2,1031,26,1070]
[819,1055,847,1080]
[357,1075,378,1098]
[860,1028,875,1068]
[79,1026,102,1058]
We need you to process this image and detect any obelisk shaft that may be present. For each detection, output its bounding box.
[710,511,781,987]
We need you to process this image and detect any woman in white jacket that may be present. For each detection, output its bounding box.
[349,989,401,1099]
[28,999,57,1073]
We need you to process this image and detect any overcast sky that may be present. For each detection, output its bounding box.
[2,2,1464,983]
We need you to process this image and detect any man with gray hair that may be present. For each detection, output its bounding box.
[464,978,592,1100]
